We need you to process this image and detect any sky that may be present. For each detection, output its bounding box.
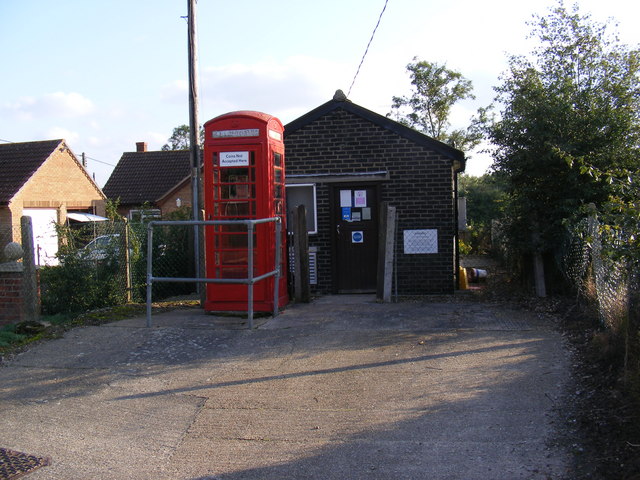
[2,0,640,187]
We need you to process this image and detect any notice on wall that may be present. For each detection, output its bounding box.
[340,190,352,207]
[352,231,364,243]
[354,190,367,207]
[342,207,351,221]
[403,229,438,254]
[220,151,249,167]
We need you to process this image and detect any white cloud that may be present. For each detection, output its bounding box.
[198,56,350,123]
[44,126,80,143]
[160,80,188,103]
[2,92,94,120]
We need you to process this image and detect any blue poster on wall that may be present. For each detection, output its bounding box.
[342,207,351,221]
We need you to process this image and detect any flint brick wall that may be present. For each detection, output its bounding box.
[285,108,457,295]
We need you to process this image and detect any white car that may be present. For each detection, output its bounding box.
[80,234,122,261]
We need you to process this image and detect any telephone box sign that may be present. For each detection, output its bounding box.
[268,129,282,141]
[220,151,249,167]
[212,128,260,138]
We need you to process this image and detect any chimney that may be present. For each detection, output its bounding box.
[136,142,148,152]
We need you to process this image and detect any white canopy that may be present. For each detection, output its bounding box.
[67,212,109,222]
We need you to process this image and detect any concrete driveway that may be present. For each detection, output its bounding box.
[0,295,571,479]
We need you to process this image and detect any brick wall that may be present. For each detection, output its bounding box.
[285,108,457,295]
[0,272,24,326]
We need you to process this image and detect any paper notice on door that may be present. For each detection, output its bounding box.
[340,190,352,207]
[354,190,367,207]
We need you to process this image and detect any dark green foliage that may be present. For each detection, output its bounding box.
[162,124,204,151]
[39,221,131,315]
[129,206,196,301]
[40,245,125,315]
[0,324,27,348]
[459,173,506,253]
[486,3,640,259]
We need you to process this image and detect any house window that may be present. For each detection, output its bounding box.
[286,184,317,234]
[129,209,161,222]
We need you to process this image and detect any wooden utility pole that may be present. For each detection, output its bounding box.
[187,0,204,302]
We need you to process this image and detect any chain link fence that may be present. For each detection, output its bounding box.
[561,215,635,329]
[1,219,196,318]
[560,213,639,382]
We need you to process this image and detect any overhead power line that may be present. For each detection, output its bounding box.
[347,0,389,98]
[85,155,116,167]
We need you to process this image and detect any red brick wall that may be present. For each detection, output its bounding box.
[0,272,24,326]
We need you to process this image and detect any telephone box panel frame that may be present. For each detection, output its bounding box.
[203,111,288,312]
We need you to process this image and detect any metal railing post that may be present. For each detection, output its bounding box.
[146,222,154,328]
[247,221,255,329]
[144,218,282,328]
[273,218,281,318]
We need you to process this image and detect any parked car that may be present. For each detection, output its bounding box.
[79,234,122,261]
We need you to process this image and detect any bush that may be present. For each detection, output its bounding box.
[40,252,125,315]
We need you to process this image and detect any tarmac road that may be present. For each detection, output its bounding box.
[0,295,572,479]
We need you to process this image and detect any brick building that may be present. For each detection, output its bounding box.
[0,139,106,265]
[103,142,192,219]
[284,91,465,295]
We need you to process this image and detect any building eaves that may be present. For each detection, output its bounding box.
[284,96,466,172]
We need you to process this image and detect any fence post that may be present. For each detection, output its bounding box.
[293,205,310,303]
[376,203,396,303]
[247,221,255,329]
[123,219,132,303]
[20,216,39,321]
[273,218,282,317]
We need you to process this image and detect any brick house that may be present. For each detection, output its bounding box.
[0,139,106,265]
[284,91,465,295]
[103,142,192,219]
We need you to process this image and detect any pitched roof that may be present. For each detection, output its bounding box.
[0,139,64,204]
[285,94,466,171]
[103,150,191,205]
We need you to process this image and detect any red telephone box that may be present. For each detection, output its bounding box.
[203,111,288,312]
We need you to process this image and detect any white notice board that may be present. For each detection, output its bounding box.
[403,229,438,254]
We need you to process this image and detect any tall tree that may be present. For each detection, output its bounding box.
[162,125,204,151]
[388,58,483,152]
[486,2,640,258]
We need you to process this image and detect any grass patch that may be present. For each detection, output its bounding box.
[0,300,201,358]
[0,325,27,348]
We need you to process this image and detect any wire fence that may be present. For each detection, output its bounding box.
[0,219,197,318]
[561,215,635,329]
[560,213,639,379]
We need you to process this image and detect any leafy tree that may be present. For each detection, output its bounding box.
[388,58,484,152]
[486,3,640,262]
[162,124,204,151]
[459,173,507,253]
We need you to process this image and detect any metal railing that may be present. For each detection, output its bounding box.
[146,217,282,328]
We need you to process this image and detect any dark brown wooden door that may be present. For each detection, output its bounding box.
[332,185,379,293]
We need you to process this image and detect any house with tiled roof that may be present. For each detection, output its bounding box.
[0,139,106,265]
[102,142,192,219]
